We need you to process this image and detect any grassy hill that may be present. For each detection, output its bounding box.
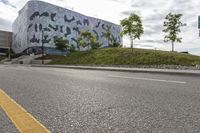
[41,48,200,66]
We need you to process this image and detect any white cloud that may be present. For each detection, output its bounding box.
[119,0,200,55]
[0,0,200,55]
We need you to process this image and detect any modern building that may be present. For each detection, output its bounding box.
[0,30,12,55]
[12,0,122,55]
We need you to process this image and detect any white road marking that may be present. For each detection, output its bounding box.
[108,75,186,84]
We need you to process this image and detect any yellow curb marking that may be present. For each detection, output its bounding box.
[0,89,50,133]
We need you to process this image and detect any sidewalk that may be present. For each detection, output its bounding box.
[31,65,200,76]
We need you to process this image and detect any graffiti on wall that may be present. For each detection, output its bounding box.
[12,1,122,53]
[28,11,121,45]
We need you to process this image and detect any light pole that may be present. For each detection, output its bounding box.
[42,30,44,64]
[8,42,11,61]
[8,34,11,61]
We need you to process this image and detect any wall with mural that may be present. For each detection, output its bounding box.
[12,0,122,54]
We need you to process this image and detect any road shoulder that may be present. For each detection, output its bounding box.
[32,65,200,76]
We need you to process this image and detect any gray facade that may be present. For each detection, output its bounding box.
[12,0,122,54]
[0,30,12,55]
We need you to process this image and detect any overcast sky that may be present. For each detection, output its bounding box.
[0,0,200,55]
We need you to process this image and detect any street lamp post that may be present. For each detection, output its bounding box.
[42,30,44,64]
[8,34,11,61]
[8,42,11,61]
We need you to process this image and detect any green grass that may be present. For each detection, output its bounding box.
[40,48,200,66]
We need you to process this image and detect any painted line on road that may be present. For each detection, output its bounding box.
[0,89,50,133]
[108,75,187,84]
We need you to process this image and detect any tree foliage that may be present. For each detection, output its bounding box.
[102,26,121,48]
[110,36,121,47]
[120,13,144,49]
[163,13,186,52]
[54,36,69,51]
[78,31,101,50]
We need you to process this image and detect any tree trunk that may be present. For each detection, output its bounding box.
[130,37,133,53]
[172,41,174,52]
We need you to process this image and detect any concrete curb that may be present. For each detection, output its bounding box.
[31,65,200,76]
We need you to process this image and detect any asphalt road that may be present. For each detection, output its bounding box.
[0,65,200,133]
[0,107,18,133]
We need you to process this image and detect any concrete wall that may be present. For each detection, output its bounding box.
[0,30,12,48]
[12,0,122,54]
[12,2,31,54]
[0,30,12,55]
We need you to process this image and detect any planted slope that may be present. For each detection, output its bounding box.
[43,48,200,66]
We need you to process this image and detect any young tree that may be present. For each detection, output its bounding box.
[54,36,69,51]
[78,31,101,50]
[163,13,186,52]
[120,13,144,51]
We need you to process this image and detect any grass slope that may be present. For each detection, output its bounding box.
[43,48,200,66]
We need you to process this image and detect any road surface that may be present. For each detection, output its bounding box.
[0,65,200,133]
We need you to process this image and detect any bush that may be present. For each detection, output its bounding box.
[54,36,69,51]
[109,42,121,48]
[69,45,76,52]
[78,31,101,50]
